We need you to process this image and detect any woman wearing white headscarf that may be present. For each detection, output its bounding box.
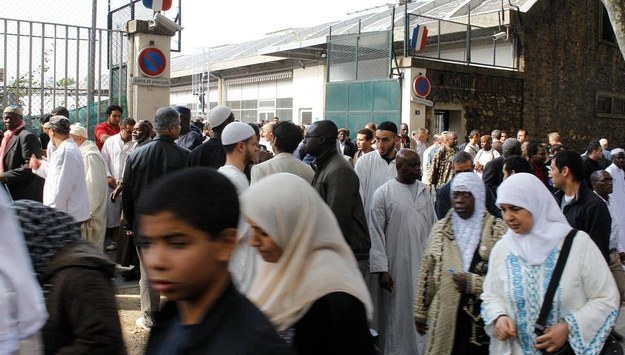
[0,188,47,354]
[241,173,375,355]
[481,173,619,354]
[414,172,507,355]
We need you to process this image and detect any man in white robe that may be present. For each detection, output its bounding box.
[354,121,400,220]
[605,148,625,249]
[100,117,135,252]
[30,116,90,226]
[70,123,108,251]
[370,149,436,355]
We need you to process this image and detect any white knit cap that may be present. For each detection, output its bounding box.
[69,122,88,138]
[208,105,232,128]
[221,122,254,145]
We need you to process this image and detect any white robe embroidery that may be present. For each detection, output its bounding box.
[481,231,619,355]
[369,179,436,355]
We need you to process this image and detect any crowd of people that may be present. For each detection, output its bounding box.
[1,102,624,355]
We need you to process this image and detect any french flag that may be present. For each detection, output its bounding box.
[411,25,428,51]
[142,0,172,12]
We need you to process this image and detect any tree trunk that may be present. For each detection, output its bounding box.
[602,0,625,61]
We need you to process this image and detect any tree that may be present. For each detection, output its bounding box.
[602,0,625,61]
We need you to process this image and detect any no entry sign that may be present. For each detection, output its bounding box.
[138,47,167,78]
[413,75,431,98]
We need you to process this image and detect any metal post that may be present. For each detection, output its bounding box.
[466,3,471,64]
[75,27,80,121]
[53,25,57,108]
[87,0,97,131]
[2,20,7,107]
[355,20,361,80]
[28,22,33,118]
[437,19,441,59]
[326,26,332,83]
[40,23,45,120]
[404,1,409,57]
[64,26,69,107]
[16,21,20,102]
[97,29,102,123]
[117,31,123,106]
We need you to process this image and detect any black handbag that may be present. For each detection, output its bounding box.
[534,229,624,355]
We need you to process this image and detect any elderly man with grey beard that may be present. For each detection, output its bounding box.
[122,107,190,331]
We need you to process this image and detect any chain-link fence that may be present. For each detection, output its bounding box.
[406,13,517,69]
[327,31,392,82]
[0,18,128,138]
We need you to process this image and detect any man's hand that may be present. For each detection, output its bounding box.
[378,272,394,293]
[107,176,117,189]
[110,185,122,202]
[415,320,428,335]
[494,315,516,341]
[451,272,468,293]
[534,321,569,353]
[29,154,41,170]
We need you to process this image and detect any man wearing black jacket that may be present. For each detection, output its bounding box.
[551,150,611,261]
[307,120,370,269]
[123,107,190,330]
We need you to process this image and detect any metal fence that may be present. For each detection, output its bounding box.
[327,30,393,82]
[405,13,517,70]
[0,18,128,136]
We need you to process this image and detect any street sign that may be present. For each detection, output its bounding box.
[138,47,167,78]
[142,0,172,12]
[132,77,171,87]
[413,75,431,98]
[411,96,433,106]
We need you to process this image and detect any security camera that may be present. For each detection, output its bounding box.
[149,13,184,33]
[492,31,507,41]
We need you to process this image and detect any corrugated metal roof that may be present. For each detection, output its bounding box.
[172,0,536,72]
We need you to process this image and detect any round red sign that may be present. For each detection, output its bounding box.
[138,47,167,78]
[413,76,431,98]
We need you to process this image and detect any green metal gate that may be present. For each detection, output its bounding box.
[325,79,401,138]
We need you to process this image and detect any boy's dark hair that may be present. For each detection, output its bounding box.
[137,167,239,238]
[106,104,123,116]
[553,150,584,183]
[51,106,70,118]
[223,137,253,154]
[273,121,303,153]
[504,155,533,175]
[357,128,373,141]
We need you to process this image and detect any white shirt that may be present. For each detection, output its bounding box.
[606,163,625,249]
[101,133,134,180]
[34,139,90,222]
[354,150,397,220]
[595,192,625,252]
[218,165,249,195]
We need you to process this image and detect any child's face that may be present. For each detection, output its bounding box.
[138,212,235,302]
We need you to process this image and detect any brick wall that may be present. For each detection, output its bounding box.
[522,0,625,151]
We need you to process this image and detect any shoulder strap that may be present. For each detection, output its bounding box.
[534,229,577,333]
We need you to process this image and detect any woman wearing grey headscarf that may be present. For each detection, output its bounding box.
[414,172,507,355]
[12,200,125,355]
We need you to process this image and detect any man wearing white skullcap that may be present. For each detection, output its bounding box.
[606,147,625,249]
[218,122,257,195]
[188,105,235,168]
[218,121,259,293]
[69,123,108,250]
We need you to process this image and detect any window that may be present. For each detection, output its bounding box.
[300,109,313,125]
[596,92,625,118]
[600,3,617,44]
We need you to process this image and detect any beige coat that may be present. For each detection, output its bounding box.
[414,211,507,355]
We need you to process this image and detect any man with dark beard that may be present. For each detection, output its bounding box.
[218,122,258,195]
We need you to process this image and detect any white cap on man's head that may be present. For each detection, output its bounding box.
[69,123,88,138]
[208,105,232,128]
[221,122,255,145]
